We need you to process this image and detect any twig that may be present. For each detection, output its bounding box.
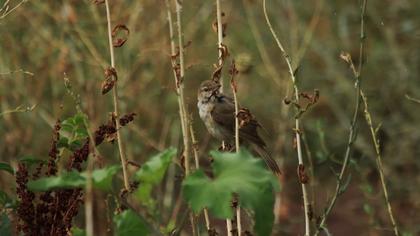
[0,0,27,20]
[169,0,197,234]
[104,0,130,190]
[0,104,36,117]
[230,61,241,236]
[315,1,367,233]
[216,0,224,92]
[405,94,420,104]
[360,90,400,236]
[263,1,311,235]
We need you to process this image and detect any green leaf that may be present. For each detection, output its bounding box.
[27,171,86,191]
[0,190,15,209]
[338,174,352,195]
[0,212,12,236]
[71,226,86,236]
[27,166,121,192]
[135,148,176,183]
[57,137,69,149]
[19,156,46,167]
[84,165,121,191]
[134,148,176,204]
[0,162,14,175]
[182,149,279,236]
[114,210,149,236]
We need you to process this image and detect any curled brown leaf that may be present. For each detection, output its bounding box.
[101,67,118,95]
[112,24,129,47]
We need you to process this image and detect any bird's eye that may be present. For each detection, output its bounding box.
[203,87,209,92]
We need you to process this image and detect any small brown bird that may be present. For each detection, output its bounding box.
[197,80,281,174]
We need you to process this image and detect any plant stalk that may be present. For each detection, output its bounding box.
[104,0,130,190]
[263,1,311,235]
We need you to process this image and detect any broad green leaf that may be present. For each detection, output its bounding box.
[134,148,176,205]
[0,162,14,175]
[135,148,176,183]
[71,226,86,236]
[57,137,69,149]
[0,212,12,236]
[27,166,121,191]
[114,209,149,236]
[182,149,279,236]
[27,171,85,191]
[83,165,121,191]
[19,156,46,167]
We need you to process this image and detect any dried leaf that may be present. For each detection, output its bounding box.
[112,24,130,47]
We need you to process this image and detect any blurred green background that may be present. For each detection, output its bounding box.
[1,0,419,235]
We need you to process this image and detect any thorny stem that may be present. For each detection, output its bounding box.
[360,91,400,236]
[216,0,224,92]
[263,1,311,235]
[315,0,367,234]
[104,0,130,190]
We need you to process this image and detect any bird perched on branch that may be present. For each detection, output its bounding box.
[197,80,281,175]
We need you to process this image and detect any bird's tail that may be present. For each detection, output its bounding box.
[251,143,281,176]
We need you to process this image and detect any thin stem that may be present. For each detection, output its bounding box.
[226,219,233,236]
[172,0,197,234]
[104,0,130,190]
[360,90,400,236]
[216,0,224,92]
[263,1,310,235]
[315,1,367,233]
[175,0,191,176]
[231,69,241,236]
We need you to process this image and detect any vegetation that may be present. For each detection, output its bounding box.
[1,0,419,235]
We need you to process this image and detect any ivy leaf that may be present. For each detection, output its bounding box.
[0,162,14,175]
[182,149,279,236]
[113,210,149,236]
[134,148,176,205]
[27,165,121,191]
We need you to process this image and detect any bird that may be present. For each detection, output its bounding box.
[197,79,281,175]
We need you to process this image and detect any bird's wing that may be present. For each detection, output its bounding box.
[211,95,266,147]
[211,95,235,132]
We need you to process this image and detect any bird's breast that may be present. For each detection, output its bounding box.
[197,100,225,140]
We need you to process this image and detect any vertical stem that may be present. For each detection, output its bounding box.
[315,1,367,234]
[231,73,241,236]
[104,0,130,190]
[172,0,197,234]
[360,91,400,236]
[175,0,191,176]
[216,0,224,92]
[226,219,233,236]
[85,158,94,236]
[263,1,310,235]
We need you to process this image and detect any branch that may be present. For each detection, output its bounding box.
[263,1,311,235]
[104,0,130,190]
[315,1,367,233]
[360,90,400,236]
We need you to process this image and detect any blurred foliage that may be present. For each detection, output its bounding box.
[0,0,419,235]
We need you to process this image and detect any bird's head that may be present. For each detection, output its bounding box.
[197,80,221,102]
